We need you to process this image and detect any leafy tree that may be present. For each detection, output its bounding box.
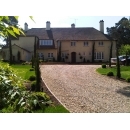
[107,17,130,78]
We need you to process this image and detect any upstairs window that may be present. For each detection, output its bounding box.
[40,40,53,46]
[71,41,76,46]
[98,41,103,46]
[84,41,89,46]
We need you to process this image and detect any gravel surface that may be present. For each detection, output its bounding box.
[40,65,130,113]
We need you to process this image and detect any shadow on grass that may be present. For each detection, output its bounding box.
[117,86,130,97]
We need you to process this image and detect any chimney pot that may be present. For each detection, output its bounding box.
[24,22,28,31]
[99,20,104,33]
[71,23,75,28]
[46,21,51,30]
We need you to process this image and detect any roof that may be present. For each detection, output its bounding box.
[25,27,114,41]
[12,44,31,53]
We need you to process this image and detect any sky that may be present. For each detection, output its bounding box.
[0,16,129,45]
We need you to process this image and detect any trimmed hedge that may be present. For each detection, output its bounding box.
[107,71,114,76]
[126,77,130,82]
[28,75,36,81]
[102,64,106,68]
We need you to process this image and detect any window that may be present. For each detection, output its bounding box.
[94,52,104,60]
[51,53,53,57]
[40,40,53,46]
[62,53,65,57]
[84,41,89,46]
[48,53,53,58]
[83,52,86,56]
[48,53,50,57]
[71,41,76,46]
[98,41,103,46]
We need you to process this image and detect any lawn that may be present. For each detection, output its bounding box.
[11,64,35,80]
[10,64,69,113]
[96,65,130,80]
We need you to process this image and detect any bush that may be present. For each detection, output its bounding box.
[0,62,52,113]
[126,77,130,82]
[31,81,36,91]
[107,71,114,76]
[102,64,106,68]
[30,68,34,71]
[28,75,36,81]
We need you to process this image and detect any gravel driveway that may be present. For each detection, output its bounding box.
[40,65,130,113]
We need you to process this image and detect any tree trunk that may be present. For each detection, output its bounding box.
[35,53,41,92]
[92,41,95,63]
[116,41,121,78]
[109,42,113,67]
[8,38,12,65]
[58,42,61,62]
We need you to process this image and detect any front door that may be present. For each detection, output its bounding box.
[71,52,76,63]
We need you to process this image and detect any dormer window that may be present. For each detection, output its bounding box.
[40,40,53,46]
[84,41,89,46]
[99,41,103,46]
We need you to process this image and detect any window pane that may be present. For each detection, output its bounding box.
[51,53,53,57]
[48,53,50,57]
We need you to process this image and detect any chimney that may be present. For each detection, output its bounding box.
[99,20,104,33]
[24,22,28,31]
[71,23,75,28]
[46,21,51,30]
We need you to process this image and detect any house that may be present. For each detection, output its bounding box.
[0,20,116,63]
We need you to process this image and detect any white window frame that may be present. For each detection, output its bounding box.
[98,41,104,46]
[40,40,53,46]
[48,53,50,57]
[94,52,104,60]
[71,41,76,46]
[84,41,89,46]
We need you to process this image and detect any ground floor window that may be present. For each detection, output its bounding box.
[48,53,53,58]
[94,52,104,60]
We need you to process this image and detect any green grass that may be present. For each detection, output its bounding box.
[35,105,70,113]
[11,64,35,80]
[96,65,130,79]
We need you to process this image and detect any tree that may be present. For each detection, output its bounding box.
[107,17,130,78]
[58,41,61,62]
[119,44,130,66]
[35,53,41,92]
[92,41,95,63]
[109,42,113,67]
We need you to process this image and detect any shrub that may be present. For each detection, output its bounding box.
[31,81,36,91]
[39,60,43,63]
[0,62,51,113]
[102,64,106,68]
[22,63,25,65]
[126,77,130,82]
[28,75,36,81]
[30,68,34,71]
[107,71,114,76]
